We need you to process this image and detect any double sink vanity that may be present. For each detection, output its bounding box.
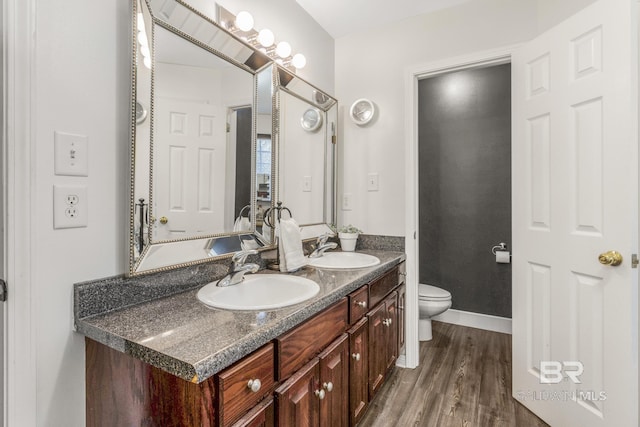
[76,249,406,426]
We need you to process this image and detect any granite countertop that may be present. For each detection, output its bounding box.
[75,250,405,384]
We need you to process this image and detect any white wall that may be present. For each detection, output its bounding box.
[21,0,333,426]
[32,1,130,425]
[334,0,598,236]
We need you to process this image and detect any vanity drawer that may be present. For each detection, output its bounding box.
[276,298,348,380]
[217,343,276,427]
[369,267,399,308]
[348,285,369,324]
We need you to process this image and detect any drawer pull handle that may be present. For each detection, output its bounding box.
[352,353,361,361]
[383,319,392,327]
[315,389,326,400]
[355,300,367,308]
[323,382,333,392]
[247,379,262,393]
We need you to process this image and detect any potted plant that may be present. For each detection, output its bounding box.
[334,224,363,252]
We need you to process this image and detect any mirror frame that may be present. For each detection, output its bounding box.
[127,1,339,276]
[274,66,338,233]
[128,0,275,276]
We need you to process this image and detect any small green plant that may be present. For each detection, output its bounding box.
[333,224,363,234]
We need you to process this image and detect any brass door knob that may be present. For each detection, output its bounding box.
[159,216,168,225]
[598,250,623,266]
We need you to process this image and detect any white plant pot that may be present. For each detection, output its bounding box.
[338,232,359,252]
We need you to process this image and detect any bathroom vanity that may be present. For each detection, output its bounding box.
[77,252,405,426]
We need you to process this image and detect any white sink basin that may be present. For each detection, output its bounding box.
[197,274,320,311]
[308,252,381,269]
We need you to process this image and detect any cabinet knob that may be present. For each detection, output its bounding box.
[315,389,326,400]
[323,382,333,392]
[247,379,261,393]
[383,318,392,327]
[387,317,393,326]
[355,300,367,308]
[352,352,361,361]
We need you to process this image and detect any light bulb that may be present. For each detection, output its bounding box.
[137,32,149,48]
[143,56,151,69]
[292,53,306,69]
[235,11,254,32]
[140,45,150,58]
[257,29,275,47]
[276,41,291,58]
[137,13,145,32]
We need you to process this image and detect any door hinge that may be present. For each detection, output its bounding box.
[0,279,6,302]
[632,254,639,269]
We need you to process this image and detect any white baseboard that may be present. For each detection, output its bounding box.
[396,354,407,368]
[432,309,512,334]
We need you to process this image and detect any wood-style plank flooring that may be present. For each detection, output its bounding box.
[359,321,549,427]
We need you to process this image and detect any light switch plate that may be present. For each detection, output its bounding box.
[367,173,379,191]
[302,176,312,192]
[54,131,88,176]
[342,193,353,211]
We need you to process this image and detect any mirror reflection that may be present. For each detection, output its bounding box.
[275,67,337,230]
[129,0,273,275]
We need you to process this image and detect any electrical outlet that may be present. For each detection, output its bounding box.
[342,193,352,211]
[54,185,88,229]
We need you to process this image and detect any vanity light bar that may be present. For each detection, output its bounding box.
[216,5,306,72]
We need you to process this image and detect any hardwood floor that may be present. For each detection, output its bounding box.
[358,321,549,427]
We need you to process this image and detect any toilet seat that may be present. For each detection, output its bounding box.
[418,284,451,301]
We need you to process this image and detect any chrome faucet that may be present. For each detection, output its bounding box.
[217,249,260,287]
[309,233,338,258]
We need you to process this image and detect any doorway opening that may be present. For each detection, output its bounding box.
[417,63,512,330]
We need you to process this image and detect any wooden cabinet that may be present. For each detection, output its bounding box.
[231,397,274,427]
[274,333,349,427]
[368,291,398,400]
[348,317,368,426]
[348,285,369,324]
[217,343,276,426]
[318,334,349,427]
[275,358,320,426]
[85,264,405,427]
[276,298,348,380]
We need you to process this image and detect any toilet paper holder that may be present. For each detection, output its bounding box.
[491,242,508,255]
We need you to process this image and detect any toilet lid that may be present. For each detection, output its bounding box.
[418,284,451,301]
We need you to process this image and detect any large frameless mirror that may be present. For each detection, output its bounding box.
[129,0,274,275]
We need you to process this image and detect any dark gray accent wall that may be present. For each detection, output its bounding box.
[418,64,512,318]
[234,107,252,217]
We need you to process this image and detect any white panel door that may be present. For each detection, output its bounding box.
[154,98,226,240]
[512,0,638,426]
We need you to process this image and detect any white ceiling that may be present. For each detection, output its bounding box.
[295,0,473,38]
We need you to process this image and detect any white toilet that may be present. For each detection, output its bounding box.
[418,284,452,341]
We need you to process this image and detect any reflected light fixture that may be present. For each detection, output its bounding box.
[276,41,292,58]
[291,54,306,69]
[257,29,275,47]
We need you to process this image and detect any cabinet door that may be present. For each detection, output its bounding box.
[384,292,398,373]
[275,358,320,427]
[231,396,274,427]
[318,334,349,427]
[367,302,387,399]
[348,318,368,427]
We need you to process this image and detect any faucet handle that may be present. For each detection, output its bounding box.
[232,249,258,266]
[317,232,333,245]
